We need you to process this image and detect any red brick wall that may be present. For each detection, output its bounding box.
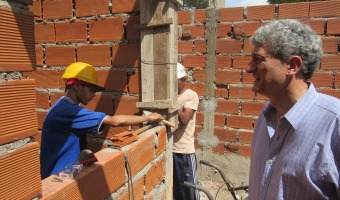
[15,0,340,198]
[28,0,143,135]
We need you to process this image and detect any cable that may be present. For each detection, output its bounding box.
[125,155,134,200]
[214,182,226,200]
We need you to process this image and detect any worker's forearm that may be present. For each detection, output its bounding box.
[104,115,149,126]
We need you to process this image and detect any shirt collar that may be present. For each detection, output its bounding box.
[62,96,75,104]
[284,83,319,129]
[263,82,319,130]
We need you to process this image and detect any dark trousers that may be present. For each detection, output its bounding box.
[173,153,200,200]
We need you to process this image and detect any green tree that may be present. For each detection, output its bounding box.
[267,0,319,4]
[182,0,209,9]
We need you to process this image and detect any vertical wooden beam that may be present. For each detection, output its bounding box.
[139,1,179,199]
[140,0,155,102]
[166,2,178,200]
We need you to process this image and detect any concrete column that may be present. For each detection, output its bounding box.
[196,7,219,181]
[209,0,225,8]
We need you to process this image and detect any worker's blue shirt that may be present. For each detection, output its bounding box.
[40,96,107,179]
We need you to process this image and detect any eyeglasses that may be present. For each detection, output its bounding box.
[83,84,98,93]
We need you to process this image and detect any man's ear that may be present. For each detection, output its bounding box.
[288,56,302,75]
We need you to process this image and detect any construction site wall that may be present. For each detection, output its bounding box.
[177,0,340,188]
[0,0,339,199]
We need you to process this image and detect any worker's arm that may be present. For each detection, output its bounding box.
[103,113,163,127]
[178,107,195,125]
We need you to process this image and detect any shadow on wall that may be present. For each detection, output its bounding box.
[84,1,143,151]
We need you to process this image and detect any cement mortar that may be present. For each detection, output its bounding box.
[0,72,22,81]
[196,133,219,148]
[0,0,27,9]
[0,138,31,156]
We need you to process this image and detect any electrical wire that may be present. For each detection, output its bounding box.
[214,182,227,200]
[125,155,134,200]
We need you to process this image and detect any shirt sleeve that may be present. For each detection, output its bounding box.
[183,90,199,111]
[56,105,107,134]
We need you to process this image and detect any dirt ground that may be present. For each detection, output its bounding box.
[199,181,248,200]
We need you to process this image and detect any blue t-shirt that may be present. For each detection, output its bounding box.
[40,96,107,179]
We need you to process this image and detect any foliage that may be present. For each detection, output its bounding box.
[181,0,209,9]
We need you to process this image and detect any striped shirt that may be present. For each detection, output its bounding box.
[248,83,340,200]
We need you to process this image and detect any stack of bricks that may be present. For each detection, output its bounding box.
[0,0,41,199]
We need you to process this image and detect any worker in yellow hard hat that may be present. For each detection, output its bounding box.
[40,62,164,179]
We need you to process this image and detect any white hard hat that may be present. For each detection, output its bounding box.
[177,63,186,79]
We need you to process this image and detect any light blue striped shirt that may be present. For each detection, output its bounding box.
[249,83,340,200]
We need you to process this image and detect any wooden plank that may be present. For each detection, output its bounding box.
[153,0,169,101]
[135,18,173,29]
[139,1,179,199]
[140,0,155,102]
[168,1,178,106]
[136,100,174,109]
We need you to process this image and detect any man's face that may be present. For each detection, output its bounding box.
[178,77,186,94]
[76,84,96,105]
[246,46,290,98]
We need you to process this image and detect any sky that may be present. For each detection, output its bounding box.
[225,0,268,7]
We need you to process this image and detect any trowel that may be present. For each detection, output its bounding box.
[143,110,176,128]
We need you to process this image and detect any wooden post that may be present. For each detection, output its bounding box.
[139,0,179,199]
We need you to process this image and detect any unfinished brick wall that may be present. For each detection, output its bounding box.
[178,1,340,159]
[2,0,339,199]
[177,1,340,187]
[41,126,167,200]
[0,0,41,199]
[26,0,170,199]
[28,0,144,139]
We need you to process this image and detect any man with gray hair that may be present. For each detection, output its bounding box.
[246,19,340,199]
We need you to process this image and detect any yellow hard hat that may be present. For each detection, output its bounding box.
[62,62,104,91]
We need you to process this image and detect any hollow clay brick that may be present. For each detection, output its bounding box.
[0,80,38,145]
[111,0,140,13]
[155,127,166,156]
[41,149,125,200]
[278,2,309,19]
[0,142,41,200]
[126,133,155,175]
[75,0,110,17]
[43,0,73,20]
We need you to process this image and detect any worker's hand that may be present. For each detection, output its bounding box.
[147,113,164,123]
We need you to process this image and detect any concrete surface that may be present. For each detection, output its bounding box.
[196,150,250,200]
